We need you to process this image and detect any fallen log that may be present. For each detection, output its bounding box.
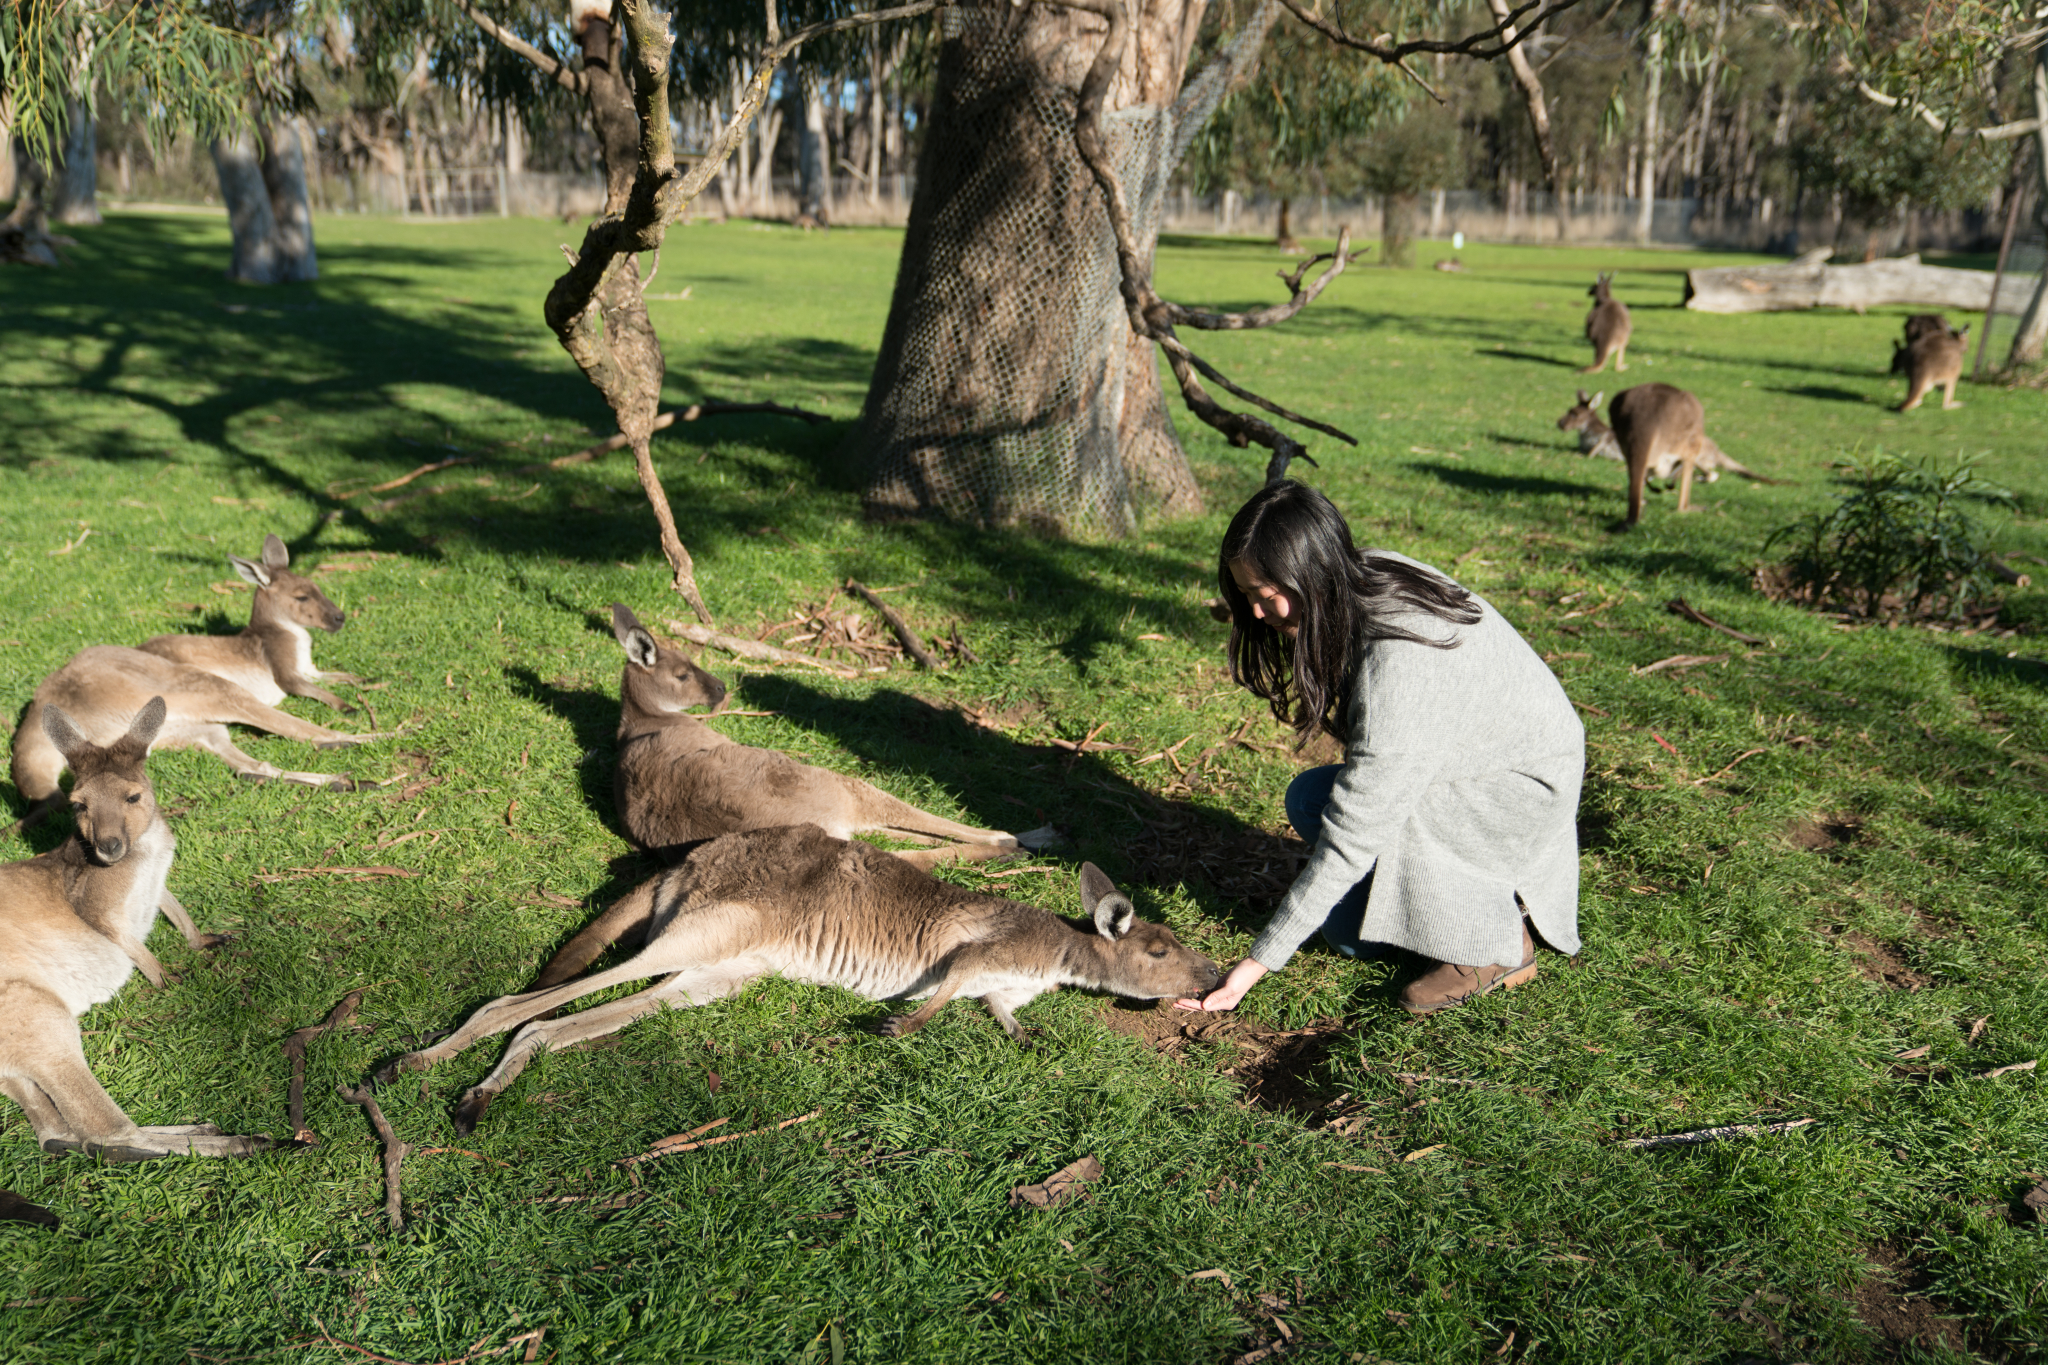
[1684,252,2030,316]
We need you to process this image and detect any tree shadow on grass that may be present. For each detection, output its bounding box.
[1475,348,1585,369]
[1766,383,1877,406]
[1407,460,1609,503]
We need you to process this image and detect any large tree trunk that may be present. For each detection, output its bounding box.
[49,98,98,226]
[1486,0,1568,243]
[1636,7,1665,244]
[847,0,1209,535]
[797,69,832,222]
[1684,252,2014,314]
[212,118,318,284]
[2010,46,2048,366]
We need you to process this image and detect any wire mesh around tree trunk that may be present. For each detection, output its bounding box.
[845,3,1268,537]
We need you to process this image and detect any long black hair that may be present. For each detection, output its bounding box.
[1219,480,1481,741]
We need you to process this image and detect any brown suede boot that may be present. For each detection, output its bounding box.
[1399,920,1538,1015]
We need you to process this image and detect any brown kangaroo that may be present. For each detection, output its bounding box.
[1557,389,1776,488]
[1581,272,1632,374]
[608,604,1056,869]
[139,534,364,713]
[1603,383,1710,525]
[377,823,1222,1131]
[1901,313,1951,345]
[1893,323,1968,411]
[0,698,278,1161]
[11,647,392,824]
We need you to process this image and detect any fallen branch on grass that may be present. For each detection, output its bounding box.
[663,620,869,678]
[1666,597,1768,647]
[1693,748,1768,786]
[846,579,939,670]
[616,1110,820,1167]
[525,401,831,471]
[1976,1060,2037,1080]
[1618,1117,1816,1149]
[282,987,372,1141]
[335,1085,409,1233]
[1633,654,1729,675]
[255,866,418,883]
[333,457,480,500]
[307,1317,545,1365]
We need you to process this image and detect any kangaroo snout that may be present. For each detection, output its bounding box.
[91,835,128,864]
[321,605,346,632]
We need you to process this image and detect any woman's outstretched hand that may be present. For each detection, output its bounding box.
[1176,958,1268,1012]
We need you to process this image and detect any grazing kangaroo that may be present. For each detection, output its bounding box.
[1601,383,1712,525]
[139,534,364,713]
[11,647,390,822]
[608,604,1056,869]
[0,699,277,1160]
[1581,272,1632,374]
[378,824,1222,1131]
[1557,390,1775,488]
[1893,323,1968,411]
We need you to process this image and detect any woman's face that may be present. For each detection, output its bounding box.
[1228,558,1300,637]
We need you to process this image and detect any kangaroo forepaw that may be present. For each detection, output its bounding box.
[236,771,275,786]
[452,1090,495,1136]
[877,1014,916,1039]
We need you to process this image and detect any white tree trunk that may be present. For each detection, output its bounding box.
[213,129,284,284]
[50,97,99,226]
[798,69,832,221]
[260,117,318,281]
[1636,13,1664,243]
[1685,253,2015,314]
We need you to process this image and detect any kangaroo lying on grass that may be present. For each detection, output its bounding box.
[1556,389,1776,490]
[0,698,278,1161]
[139,534,364,713]
[1892,319,1968,411]
[11,648,391,824]
[1581,272,1632,374]
[609,604,1057,869]
[378,823,1221,1131]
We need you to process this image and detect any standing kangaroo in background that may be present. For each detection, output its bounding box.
[1582,272,1632,374]
[608,604,1057,869]
[1557,390,1776,488]
[1893,321,1968,412]
[1604,384,1711,525]
[377,823,1222,1131]
[139,534,364,713]
[0,698,279,1161]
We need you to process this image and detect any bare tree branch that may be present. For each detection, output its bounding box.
[450,0,584,93]
[1275,0,1587,62]
[1854,79,2043,140]
[1161,244,1366,331]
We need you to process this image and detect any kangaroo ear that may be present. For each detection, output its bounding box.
[40,704,89,763]
[1576,389,1590,404]
[261,534,290,571]
[228,554,272,589]
[611,602,645,644]
[126,696,168,751]
[1591,391,1603,408]
[1080,862,1136,941]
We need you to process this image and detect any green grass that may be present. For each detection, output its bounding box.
[1,211,2044,1364]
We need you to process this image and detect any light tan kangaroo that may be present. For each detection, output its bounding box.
[1557,389,1776,489]
[376,823,1221,1131]
[1582,272,1632,374]
[11,647,392,824]
[1894,323,1968,411]
[139,534,364,713]
[1604,383,1710,525]
[608,604,1057,869]
[0,698,279,1161]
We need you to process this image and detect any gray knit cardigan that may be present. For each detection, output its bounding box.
[1248,554,1585,972]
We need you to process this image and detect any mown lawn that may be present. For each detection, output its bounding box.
[0,210,2043,1364]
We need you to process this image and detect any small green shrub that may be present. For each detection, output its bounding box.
[1763,450,2015,620]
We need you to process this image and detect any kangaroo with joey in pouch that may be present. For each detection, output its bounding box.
[139,534,365,713]
[1891,315,1968,411]
[0,698,280,1161]
[378,823,1221,1132]
[1581,272,1632,374]
[1557,390,1776,490]
[608,604,1057,869]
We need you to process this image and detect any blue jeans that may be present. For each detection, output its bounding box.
[1285,764,1391,960]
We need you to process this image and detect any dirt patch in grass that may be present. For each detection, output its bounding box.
[1100,1005,1348,1116]
[1783,812,1864,852]
[1837,931,1933,991]
[1854,1244,1971,1358]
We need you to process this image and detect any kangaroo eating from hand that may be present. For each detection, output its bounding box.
[608,604,1056,869]
[1557,389,1775,490]
[139,534,364,713]
[1893,320,1968,412]
[0,698,279,1161]
[378,823,1222,1131]
[1581,272,1631,374]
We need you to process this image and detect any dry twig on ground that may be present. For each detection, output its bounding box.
[336,1085,410,1232]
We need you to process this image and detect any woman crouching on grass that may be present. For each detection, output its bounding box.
[1176,480,1585,1016]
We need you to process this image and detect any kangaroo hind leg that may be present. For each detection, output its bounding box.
[163,719,361,791]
